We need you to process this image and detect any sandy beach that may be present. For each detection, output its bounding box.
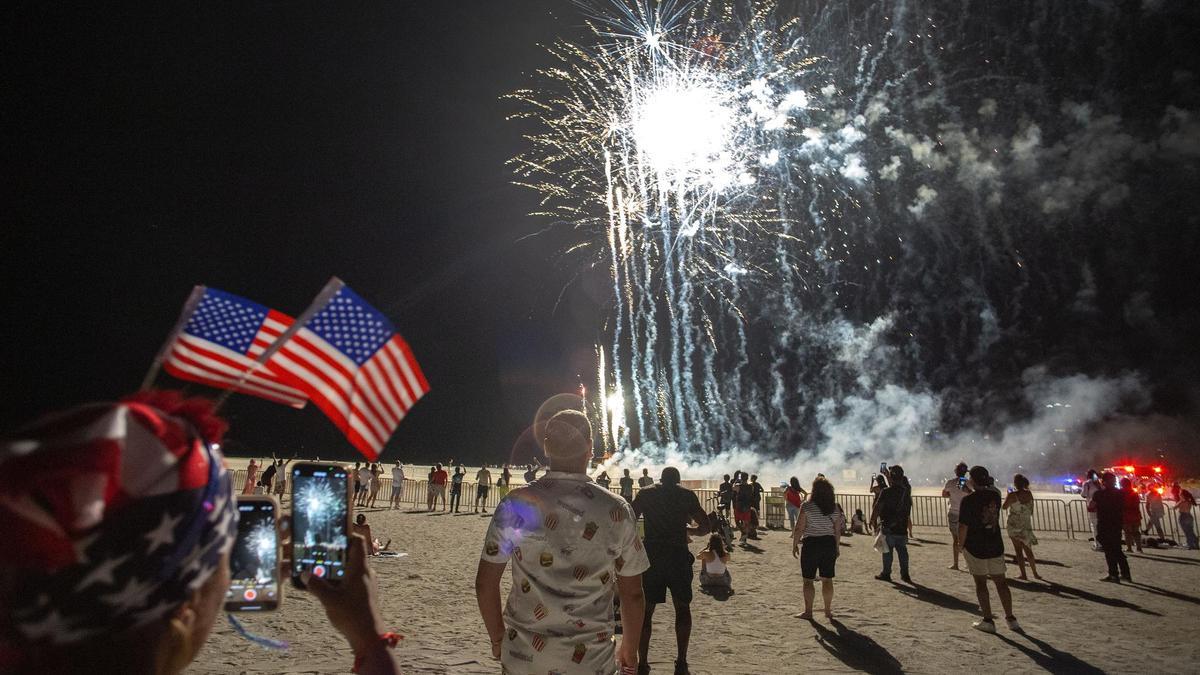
[193,483,1200,675]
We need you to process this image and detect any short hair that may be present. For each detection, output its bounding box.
[1101,471,1117,487]
[955,462,969,476]
[543,409,592,458]
[968,465,991,486]
[661,467,681,485]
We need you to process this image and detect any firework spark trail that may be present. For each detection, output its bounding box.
[513,0,1200,477]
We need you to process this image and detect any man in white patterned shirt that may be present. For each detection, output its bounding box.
[476,409,648,674]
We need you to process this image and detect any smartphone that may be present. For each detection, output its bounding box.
[290,462,352,589]
[958,476,967,489]
[880,462,888,474]
[226,496,280,611]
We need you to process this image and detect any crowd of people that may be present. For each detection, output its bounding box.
[3,391,1197,675]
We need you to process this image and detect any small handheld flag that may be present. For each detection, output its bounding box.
[267,278,429,460]
[155,287,308,408]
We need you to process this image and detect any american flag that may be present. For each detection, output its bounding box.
[163,288,307,408]
[267,282,429,460]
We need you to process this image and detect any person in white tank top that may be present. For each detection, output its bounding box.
[698,534,732,588]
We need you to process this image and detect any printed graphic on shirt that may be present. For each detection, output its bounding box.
[479,471,650,675]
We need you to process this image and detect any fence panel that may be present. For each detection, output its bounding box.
[1030,498,1072,538]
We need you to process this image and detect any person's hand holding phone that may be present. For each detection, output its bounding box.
[302,534,388,656]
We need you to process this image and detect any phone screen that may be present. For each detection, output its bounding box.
[880,462,888,474]
[291,463,350,587]
[226,498,279,611]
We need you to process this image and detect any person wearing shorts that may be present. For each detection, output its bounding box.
[732,472,754,544]
[958,465,1019,633]
[942,462,972,570]
[791,477,844,620]
[633,467,710,675]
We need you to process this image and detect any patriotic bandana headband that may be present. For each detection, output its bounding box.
[0,392,238,646]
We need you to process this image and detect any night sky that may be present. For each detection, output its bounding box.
[3,2,596,463]
[4,2,1199,472]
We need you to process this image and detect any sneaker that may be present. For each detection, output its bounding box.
[1120,575,1132,582]
[972,619,996,634]
[900,575,913,584]
[1005,617,1021,631]
[1099,575,1120,583]
[874,573,892,582]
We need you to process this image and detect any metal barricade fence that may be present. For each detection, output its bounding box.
[1030,498,1072,538]
[1066,499,1090,540]
[230,472,1195,543]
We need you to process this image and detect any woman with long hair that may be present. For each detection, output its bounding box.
[698,533,732,588]
[1002,474,1042,580]
[785,476,807,531]
[791,477,844,620]
[1178,489,1198,550]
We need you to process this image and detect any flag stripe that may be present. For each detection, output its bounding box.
[391,336,430,392]
[262,284,428,460]
[163,358,305,407]
[375,345,416,410]
[171,337,302,398]
[269,352,352,429]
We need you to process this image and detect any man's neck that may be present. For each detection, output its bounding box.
[547,459,588,474]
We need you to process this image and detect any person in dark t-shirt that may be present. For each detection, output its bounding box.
[632,467,709,675]
[958,465,1018,633]
[1093,471,1132,582]
[870,465,912,582]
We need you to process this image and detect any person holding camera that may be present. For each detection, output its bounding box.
[870,465,913,583]
[942,462,972,570]
[0,392,401,675]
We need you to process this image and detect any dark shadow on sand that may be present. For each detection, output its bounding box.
[812,619,904,674]
[1004,554,1069,568]
[1126,581,1200,605]
[699,585,735,601]
[738,543,766,554]
[1007,579,1161,616]
[1129,552,1200,567]
[895,583,978,614]
[995,631,1104,674]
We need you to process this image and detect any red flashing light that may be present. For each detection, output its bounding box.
[1156,487,1165,495]
[1123,465,1135,473]
[1153,466,1163,473]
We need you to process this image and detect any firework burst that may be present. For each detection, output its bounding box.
[510,0,862,452]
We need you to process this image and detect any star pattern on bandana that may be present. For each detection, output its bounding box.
[74,553,131,592]
[144,511,184,554]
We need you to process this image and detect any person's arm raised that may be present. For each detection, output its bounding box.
[475,560,507,660]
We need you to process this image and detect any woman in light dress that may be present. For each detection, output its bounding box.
[1002,473,1042,580]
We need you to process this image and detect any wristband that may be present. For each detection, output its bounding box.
[351,632,403,673]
